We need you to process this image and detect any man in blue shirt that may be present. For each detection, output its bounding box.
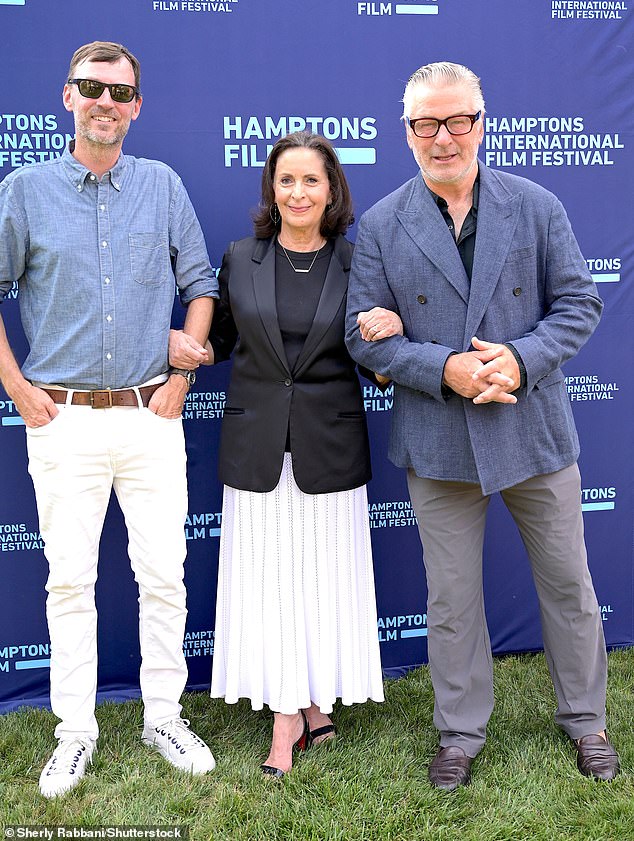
[0,41,218,797]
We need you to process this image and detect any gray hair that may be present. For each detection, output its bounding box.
[402,61,485,119]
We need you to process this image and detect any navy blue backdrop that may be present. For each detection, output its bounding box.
[1,0,632,711]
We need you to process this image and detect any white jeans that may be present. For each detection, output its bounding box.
[26,401,189,740]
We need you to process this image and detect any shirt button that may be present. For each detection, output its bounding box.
[102,241,108,248]
[513,287,522,296]
[106,353,112,360]
[89,174,96,181]
[106,315,112,322]
[284,379,292,387]
[100,205,106,211]
[104,277,111,284]
[76,184,83,192]
[417,294,427,304]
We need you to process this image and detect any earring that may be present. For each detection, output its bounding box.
[269,203,280,225]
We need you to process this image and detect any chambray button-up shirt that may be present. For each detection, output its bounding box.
[0,144,218,390]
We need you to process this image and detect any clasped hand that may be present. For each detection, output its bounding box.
[144,329,209,418]
[169,329,210,368]
[443,337,520,405]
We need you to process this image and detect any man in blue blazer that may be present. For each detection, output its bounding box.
[345,61,619,789]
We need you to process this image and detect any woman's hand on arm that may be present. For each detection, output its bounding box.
[355,307,404,388]
[357,307,404,342]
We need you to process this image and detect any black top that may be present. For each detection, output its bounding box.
[275,239,335,371]
[274,239,335,450]
[431,177,479,281]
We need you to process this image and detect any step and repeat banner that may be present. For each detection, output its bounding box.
[1,0,632,711]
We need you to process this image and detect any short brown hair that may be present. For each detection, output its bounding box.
[67,41,141,93]
[253,131,354,239]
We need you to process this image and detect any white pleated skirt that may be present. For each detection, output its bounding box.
[210,453,385,714]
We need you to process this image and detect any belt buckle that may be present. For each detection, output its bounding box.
[90,389,113,409]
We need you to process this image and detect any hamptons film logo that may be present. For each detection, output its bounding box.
[185,512,222,540]
[0,640,50,674]
[566,374,620,403]
[152,0,238,13]
[223,115,378,167]
[581,486,616,512]
[0,522,43,552]
[183,628,214,659]
[0,113,72,172]
[378,613,427,642]
[0,633,216,673]
[363,383,393,414]
[587,256,621,284]
[0,395,24,427]
[357,0,440,16]
[368,499,417,530]
[551,0,628,19]
[183,390,226,421]
[484,114,625,169]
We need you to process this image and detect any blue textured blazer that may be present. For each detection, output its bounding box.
[345,163,603,495]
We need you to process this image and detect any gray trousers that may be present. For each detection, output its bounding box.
[407,463,607,757]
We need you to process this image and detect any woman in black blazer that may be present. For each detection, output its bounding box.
[173,132,400,777]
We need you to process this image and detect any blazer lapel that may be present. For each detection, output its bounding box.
[463,166,523,346]
[251,239,291,374]
[293,236,350,377]
[396,176,470,304]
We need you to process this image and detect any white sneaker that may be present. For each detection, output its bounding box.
[39,737,95,798]
[142,718,215,774]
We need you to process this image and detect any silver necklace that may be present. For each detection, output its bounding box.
[278,239,325,273]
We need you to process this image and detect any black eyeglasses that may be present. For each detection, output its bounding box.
[68,78,141,104]
[407,111,481,139]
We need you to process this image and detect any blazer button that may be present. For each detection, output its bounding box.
[284,378,292,387]
[513,287,522,296]
[417,294,427,304]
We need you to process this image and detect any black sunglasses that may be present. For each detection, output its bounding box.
[68,78,141,104]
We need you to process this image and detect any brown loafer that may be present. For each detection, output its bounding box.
[575,734,620,781]
[428,746,473,791]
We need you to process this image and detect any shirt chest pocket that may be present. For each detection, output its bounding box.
[129,233,170,286]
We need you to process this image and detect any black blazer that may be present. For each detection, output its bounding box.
[210,235,372,494]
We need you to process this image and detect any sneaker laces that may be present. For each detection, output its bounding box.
[45,738,93,776]
[161,718,208,751]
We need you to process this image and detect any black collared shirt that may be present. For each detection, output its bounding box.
[431,177,479,281]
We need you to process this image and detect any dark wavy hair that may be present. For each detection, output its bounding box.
[253,131,354,239]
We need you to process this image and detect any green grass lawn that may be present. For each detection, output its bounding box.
[1,649,633,840]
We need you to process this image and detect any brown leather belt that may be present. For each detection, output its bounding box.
[41,382,163,409]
